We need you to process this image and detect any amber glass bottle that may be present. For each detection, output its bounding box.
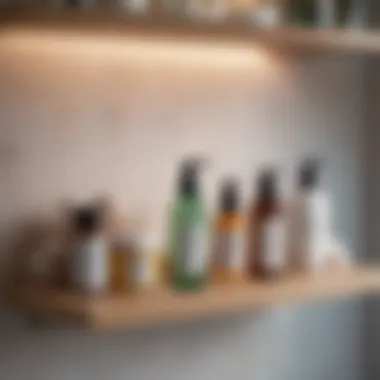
[248,170,285,280]
[213,179,245,283]
[109,239,131,293]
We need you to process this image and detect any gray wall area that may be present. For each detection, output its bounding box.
[363,2,380,379]
[0,30,366,380]
[364,58,380,380]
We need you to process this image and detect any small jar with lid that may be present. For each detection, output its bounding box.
[130,229,161,291]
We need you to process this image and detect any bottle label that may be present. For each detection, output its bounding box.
[262,216,286,272]
[180,224,208,276]
[215,230,244,270]
[72,236,108,292]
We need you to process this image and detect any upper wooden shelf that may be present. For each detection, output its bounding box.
[0,10,379,55]
[9,267,380,331]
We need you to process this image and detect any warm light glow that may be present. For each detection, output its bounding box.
[0,27,278,71]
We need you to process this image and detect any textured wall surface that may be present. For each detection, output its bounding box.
[0,31,366,380]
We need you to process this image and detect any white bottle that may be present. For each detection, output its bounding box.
[288,160,332,273]
[71,207,109,294]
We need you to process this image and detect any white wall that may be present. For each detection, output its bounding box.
[0,30,366,380]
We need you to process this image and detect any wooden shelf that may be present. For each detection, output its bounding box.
[0,10,380,54]
[271,28,380,54]
[9,267,380,331]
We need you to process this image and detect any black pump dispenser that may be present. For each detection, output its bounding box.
[220,179,239,213]
[178,159,202,198]
[72,206,101,235]
[257,169,276,201]
[299,160,319,190]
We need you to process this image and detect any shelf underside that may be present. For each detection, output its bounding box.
[10,267,380,331]
[0,11,380,54]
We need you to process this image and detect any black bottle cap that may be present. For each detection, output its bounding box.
[178,158,204,197]
[72,206,101,234]
[257,169,276,201]
[299,159,320,189]
[219,178,240,213]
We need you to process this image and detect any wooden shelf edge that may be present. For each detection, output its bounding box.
[9,266,380,331]
[89,267,380,330]
[1,11,380,54]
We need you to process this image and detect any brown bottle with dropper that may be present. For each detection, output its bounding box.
[248,169,285,280]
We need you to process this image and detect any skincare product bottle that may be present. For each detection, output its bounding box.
[248,169,286,279]
[169,158,209,291]
[71,206,109,293]
[213,178,245,283]
[288,159,332,272]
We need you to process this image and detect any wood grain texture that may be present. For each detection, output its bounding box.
[9,267,380,331]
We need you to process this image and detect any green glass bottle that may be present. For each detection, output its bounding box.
[169,159,208,291]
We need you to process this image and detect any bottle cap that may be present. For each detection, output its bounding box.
[299,159,320,189]
[257,168,276,200]
[72,206,101,234]
[219,178,240,213]
[178,157,207,197]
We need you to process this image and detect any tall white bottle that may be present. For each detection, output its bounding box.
[71,206,109,294]
[288,160,332,273]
